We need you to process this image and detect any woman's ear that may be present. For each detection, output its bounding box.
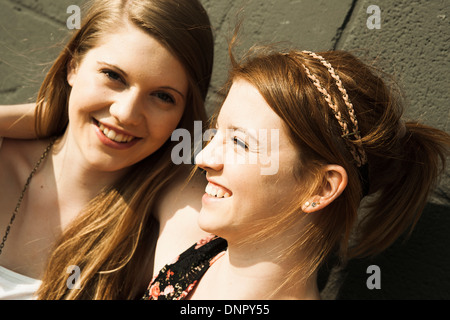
[302,165,348,213]
[67,59,78,87]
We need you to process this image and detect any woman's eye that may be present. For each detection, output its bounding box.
[233,137,249,150]
[154,92,175,104]
[102,70,123,83]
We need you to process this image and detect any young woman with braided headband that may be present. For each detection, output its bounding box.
[143,46,450,300]
[0,0,213,299]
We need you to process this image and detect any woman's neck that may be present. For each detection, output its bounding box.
[190,237,321,300]
[49,134,128,226]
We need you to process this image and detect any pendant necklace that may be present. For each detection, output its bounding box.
[0,138,56,256]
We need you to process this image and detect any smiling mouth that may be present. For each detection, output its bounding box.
[205,182,232,198]
[94,119,137,143]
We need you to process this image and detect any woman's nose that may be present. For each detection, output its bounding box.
[109,90,144,126]
[195,133,224,172]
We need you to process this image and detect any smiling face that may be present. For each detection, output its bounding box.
[65,22,188,173]
[195,79,303,242]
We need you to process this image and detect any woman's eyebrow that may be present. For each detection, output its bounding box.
[97,61,186,100]
[159,86,186,101]
[97,61,128,77]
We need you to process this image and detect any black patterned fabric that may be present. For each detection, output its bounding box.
[142,235,227,300]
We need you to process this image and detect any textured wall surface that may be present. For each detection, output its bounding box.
[0,0,448,299]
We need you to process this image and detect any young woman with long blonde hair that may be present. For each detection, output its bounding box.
[0,0,213,299]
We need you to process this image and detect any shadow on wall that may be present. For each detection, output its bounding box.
[318,196,450,299]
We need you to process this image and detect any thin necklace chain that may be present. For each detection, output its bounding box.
[0,138,56,256]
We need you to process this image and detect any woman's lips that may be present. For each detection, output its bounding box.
[204,181,232,198]
[93,119,141,150]
[98,122,136,143]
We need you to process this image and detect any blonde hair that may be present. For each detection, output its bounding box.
[36,0,213,299]
[225,45,450,290]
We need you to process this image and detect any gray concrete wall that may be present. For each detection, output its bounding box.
[0,0,449,299]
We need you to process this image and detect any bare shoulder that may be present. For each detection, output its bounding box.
[0,138,51,246]
[153,166,209,271]
[0,138,50,180]
[0,137,49,159]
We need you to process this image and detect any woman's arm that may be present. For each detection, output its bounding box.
[0,103,37,138]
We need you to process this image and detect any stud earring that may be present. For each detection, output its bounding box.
[304,201,320,209]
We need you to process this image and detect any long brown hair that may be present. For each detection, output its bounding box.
[36,0,213,299]
[226,45,450,288]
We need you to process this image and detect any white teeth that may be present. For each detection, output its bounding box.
[116,133,124,141]
[205,182,231,198]
[216,189,225,198]
[107,130,116,140]
[98,123,135,143]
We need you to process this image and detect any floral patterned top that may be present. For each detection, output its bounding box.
[142,234,227,300]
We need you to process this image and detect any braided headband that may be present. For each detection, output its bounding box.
[300,50,368,167]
